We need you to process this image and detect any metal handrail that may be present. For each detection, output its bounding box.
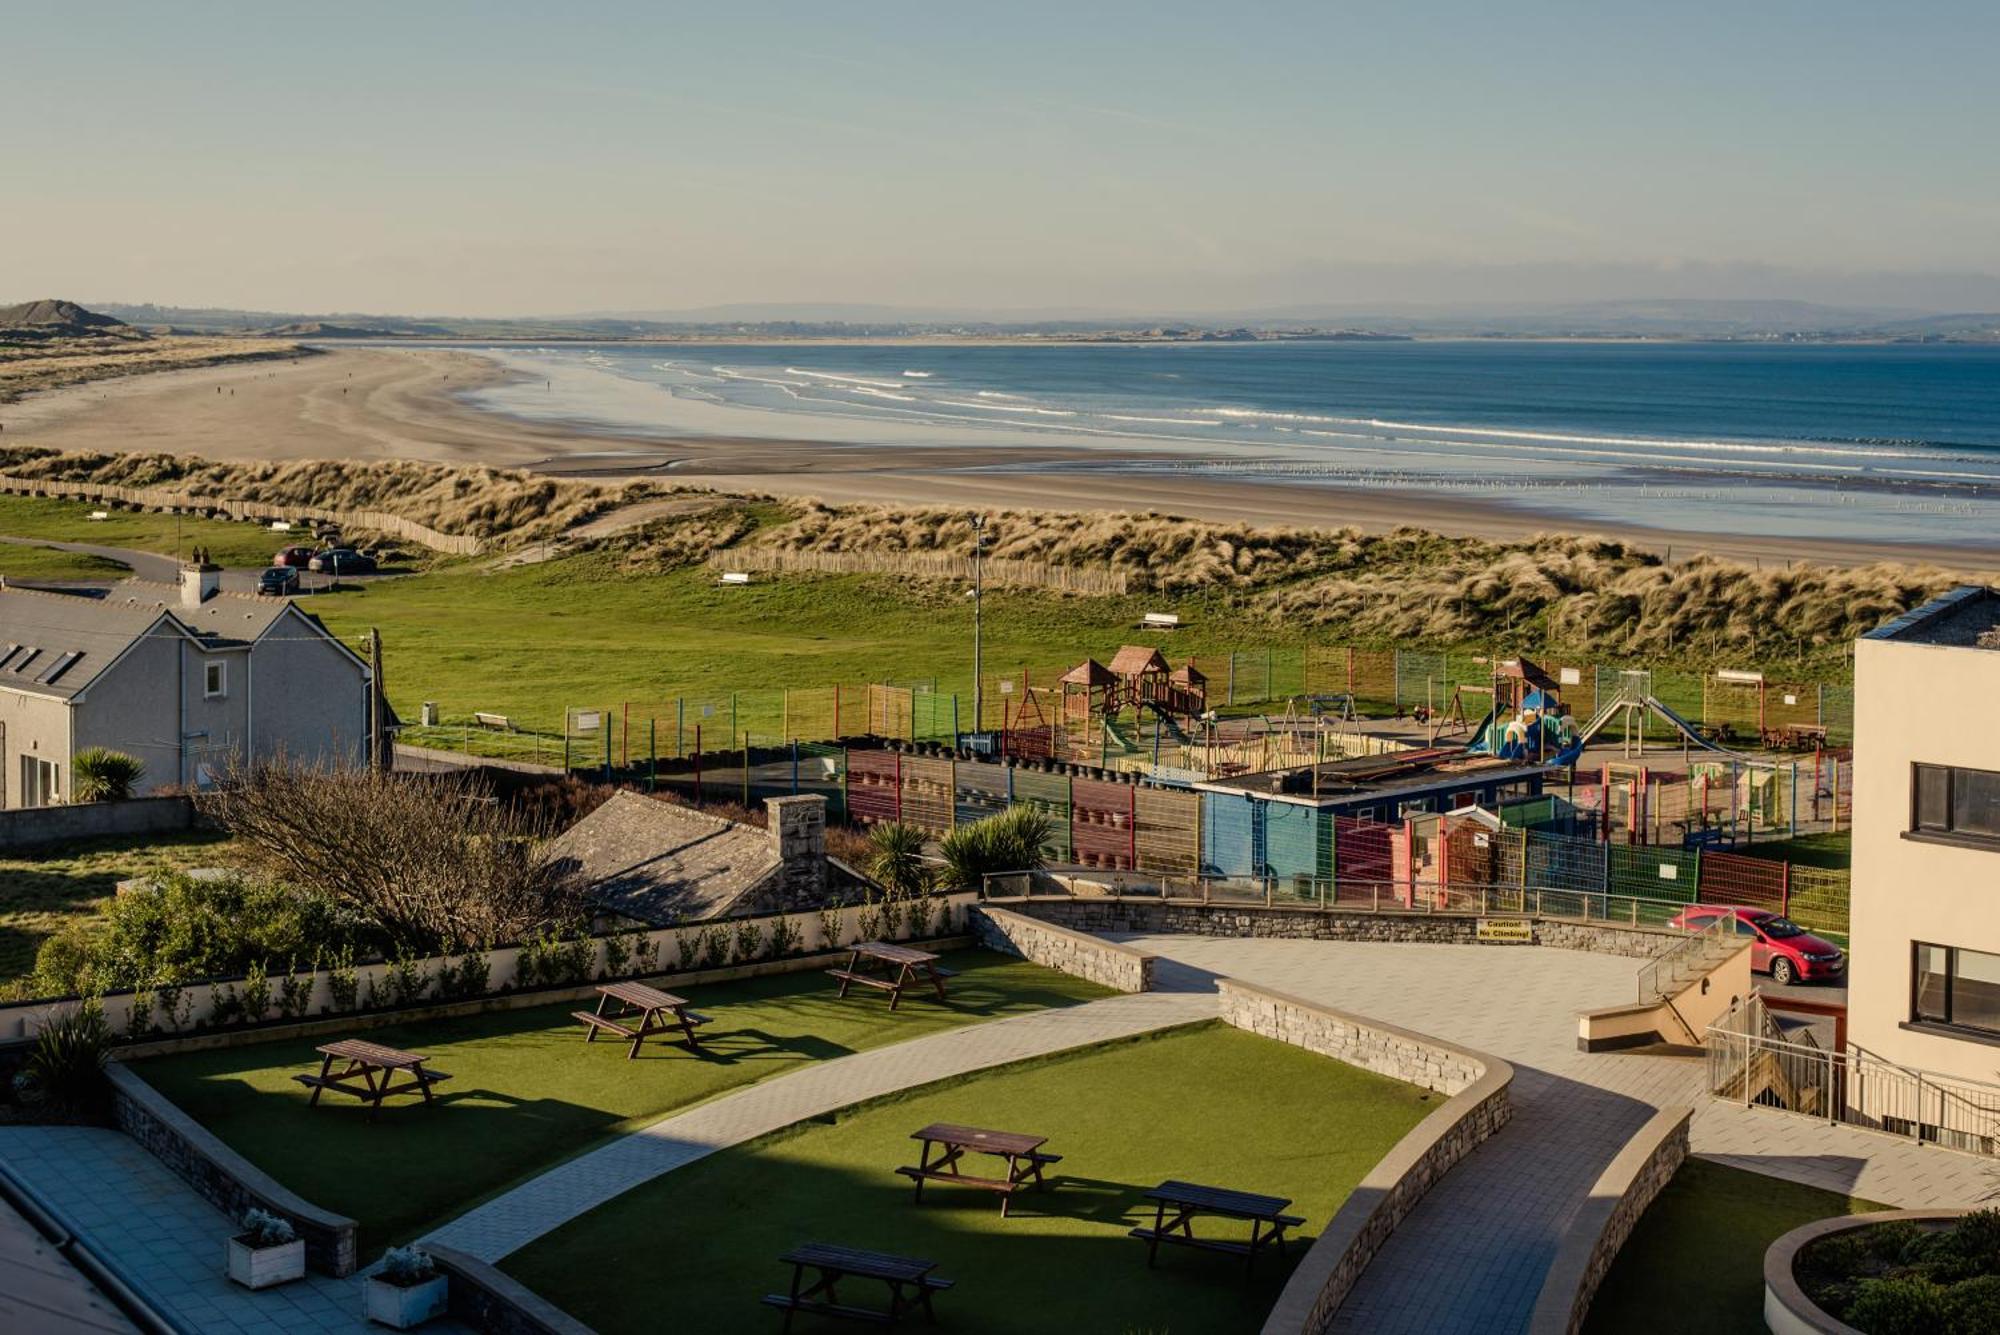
[1636,911,1736,1002]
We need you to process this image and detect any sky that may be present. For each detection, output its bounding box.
[8,1,2000,318]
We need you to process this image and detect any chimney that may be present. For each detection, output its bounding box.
[179,560,221,608]
[764,795,828,908]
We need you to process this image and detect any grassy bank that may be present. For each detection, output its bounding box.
[0,495,288,568]
[0,540,130,581]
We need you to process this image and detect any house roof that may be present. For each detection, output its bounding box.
[544,791,784,926]
[1108,645,1169,676]
[0,586,179,700]
[108,580,291,649]
[1061,658,1118,687]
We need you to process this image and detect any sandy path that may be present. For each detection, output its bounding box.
[6,345,1997,573]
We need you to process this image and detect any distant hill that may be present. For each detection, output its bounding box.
[0,298,144,340]
[258,321,410,339]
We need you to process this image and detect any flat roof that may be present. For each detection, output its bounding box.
[1862,585,2000,650]
[1196,748,1555,802]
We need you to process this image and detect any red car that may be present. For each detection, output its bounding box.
[1668,905,1845,986]
[273,545,316,567]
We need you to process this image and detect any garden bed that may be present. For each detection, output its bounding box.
[1772,1208,2000,1333]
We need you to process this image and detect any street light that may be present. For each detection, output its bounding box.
[970,514,986,738]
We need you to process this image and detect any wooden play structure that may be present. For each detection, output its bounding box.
[1060,646,1208,722]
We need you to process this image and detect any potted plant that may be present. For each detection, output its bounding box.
[226,1208,304,1290]
[365,1246,449,1328]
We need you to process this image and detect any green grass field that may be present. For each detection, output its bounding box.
[504,1021,1434,1335]
[139,951,1110,1251]
[1583,1158,1882,1335]
[1733,830,1852,870]
[0,831,237,994]
[0,495,286,569]
[0,541,131,581]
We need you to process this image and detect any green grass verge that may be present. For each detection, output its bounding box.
[0,541,131,581]
[0,831,236,993]
[0,495,285,568]
[503,1021,1435,1335]
[1732,830,1852,870]
[1583,1157,1884,1335]
[138,951,1111,1252]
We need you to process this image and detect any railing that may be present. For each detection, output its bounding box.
[979,869,1716,933]
[1636,910,1735,1002]
[1704,1019,2000,1157]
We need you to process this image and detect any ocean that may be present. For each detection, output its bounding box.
[458,340,2000,548]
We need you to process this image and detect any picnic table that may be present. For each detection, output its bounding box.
[760,1242,953,1330]
[896,1123,1062,1217]
[573,981,711,1059]
[294,1039,451,1119]
[1762,722,1828,751]
[828,942,956,1011]
[1130,1180,1304,1277]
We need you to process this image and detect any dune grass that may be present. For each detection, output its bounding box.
[504,1021,1436,1335]
[137,950,1110,1252]
[1583,1157,1883,1335]
[0,830,236,994]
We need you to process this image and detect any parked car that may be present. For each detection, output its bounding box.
[307,548,377,575]
[1667,905,1845,986]
[273,545,315,568]
[256,566,300,596]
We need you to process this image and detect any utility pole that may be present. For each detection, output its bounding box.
[368,627,385,772]
[971,514,986,736]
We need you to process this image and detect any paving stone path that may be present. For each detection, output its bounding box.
[1116,936,2000,1335]
[421,988,1216,1262]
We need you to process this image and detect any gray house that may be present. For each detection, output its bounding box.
[0,564,372,807]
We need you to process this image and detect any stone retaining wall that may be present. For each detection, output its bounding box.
[1524,1106,1691,1335]
[106,1062,359,1277]
[969,906,1155,992]
[997,896,1676,960]
[0,795,195,851]
[427,1245,597,1335]
[1226,981,1514,1335]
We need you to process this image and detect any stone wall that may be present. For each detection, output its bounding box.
[0,794,194,851]
[106,1062,358,1276]
[427,1245,596,1335]
[969,906,1155,992]
[764,794,828,909]
[996,896,1676,961]
[1227,981,1514,1335]
[1524,1106,1691,1335]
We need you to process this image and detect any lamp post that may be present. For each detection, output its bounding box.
[971,514,986,736]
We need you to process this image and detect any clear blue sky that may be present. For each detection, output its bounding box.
[8,1,1998,316]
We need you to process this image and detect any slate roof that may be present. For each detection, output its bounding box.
[0,586,177,700]
[545,790,783,925]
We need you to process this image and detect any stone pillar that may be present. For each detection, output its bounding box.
[765,794,828,907]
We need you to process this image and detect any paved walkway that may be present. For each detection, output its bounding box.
[0,1125,468,1335]
[421,988,1215,1262]
[1116,936,2000,1335]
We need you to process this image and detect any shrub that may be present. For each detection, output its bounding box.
[1843,1277,1949,1335]
[855,894,882,944]
[124,986,156,1041]
[601,932,631,979]
[377,1246,437,1287]
[238,1208,296,1248]
[71,747,146,802]
[907,895,936,939]
[880,894,906,941]
[938,806,1050,892]
[154,977,191,1032]
[698,924,730,971]
[384,952,430,1008]
[627,931,658,976]
[276,958,313,1020]
[24,1001,110,1114]
[239,959,271,1023]
[439,948,492,1001]
[866,823,931,898]
[327,948,360,1013]
[674,926,699,972]
[1944,1274,2000,1335]
[767,917,804,960]
[552,935,594,986]
[733,919,765,965]
[817,899,846,952]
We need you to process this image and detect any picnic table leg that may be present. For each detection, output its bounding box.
[585,989,614,1044]
[1147,1198,1166,1266]
[674,1005,703,1053]
[782,1262,803,1335]
[1000,1154,1017,1218]
[416,1060,436,1105]
[627,1006,652,1060]
[926,962,948,1002]
[888,962,910,1013]
[912,1138,934,1204]
[837,948,862,998]
[1245,1218,1261,1278]
[308,1051,335,1107]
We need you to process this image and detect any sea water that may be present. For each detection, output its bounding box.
[453,340,2000,548]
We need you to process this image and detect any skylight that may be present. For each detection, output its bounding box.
[38,651,83,685]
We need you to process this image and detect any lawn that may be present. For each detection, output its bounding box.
[0,494,285,569]
[504,1021,1435,1335]
[1583,1157,1883,1335]
[138,951,1110,1251]
[0,540,131,581]
[0,831,237,994]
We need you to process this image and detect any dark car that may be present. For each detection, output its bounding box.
[1668,905,1846,986]
[273,545,315,568]
[257,566,300,596]
[307,548,377,575]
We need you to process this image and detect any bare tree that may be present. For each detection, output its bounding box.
[200,761,584,953]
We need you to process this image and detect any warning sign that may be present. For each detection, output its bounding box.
[1476,919,1533,944]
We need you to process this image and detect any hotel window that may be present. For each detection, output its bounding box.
[204,660,227,699]
[1912,942,2000,1038]
[1911,765,2000,847]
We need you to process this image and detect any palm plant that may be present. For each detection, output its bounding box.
[71,748,146,802]
[866,821,932,897]
[23,1001,111,1114]
[938,806,1051,892]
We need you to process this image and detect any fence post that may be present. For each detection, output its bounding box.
[1227,653,1236,706]
[694,725,703,802]
[732,692,739,751]
[791,738,800,795]
[742,734,750,808]
[677,698,685,759]
[603,716,611,782]
[648,719,657,792]
[563,708,572,773]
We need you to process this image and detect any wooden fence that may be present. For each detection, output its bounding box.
[708,546,1129,595]
[0,474,485,556]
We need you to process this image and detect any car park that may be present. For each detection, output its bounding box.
[1667,905,1845,985]
[307,548,378,575]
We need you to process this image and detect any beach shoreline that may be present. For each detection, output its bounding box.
[2,343,1996,573]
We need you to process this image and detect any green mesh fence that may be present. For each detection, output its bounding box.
[1607,844,1699,902]
[1395,651,1447,710]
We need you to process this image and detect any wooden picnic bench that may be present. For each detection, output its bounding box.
[573,981,711,1059]
[293,1039,451,1119]
[896,1123,1062,1217]
[828,942,956,1012]
[761,1242,952,1330]
[1130,1180,1304,1278]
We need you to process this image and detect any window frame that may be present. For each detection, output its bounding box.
[1906,762,2000,851]
[1908,940,2000,1041]
[203,659,227,700]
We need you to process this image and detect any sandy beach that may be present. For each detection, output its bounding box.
[3,344,1995,573]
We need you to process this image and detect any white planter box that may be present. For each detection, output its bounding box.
[365,1273,450,1328]
[225,1235,305,1290]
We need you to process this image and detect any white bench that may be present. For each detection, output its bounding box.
[88,510,110,521]
[472,711,514,731]
[1141,612,1182,629]
[719,571,751,585]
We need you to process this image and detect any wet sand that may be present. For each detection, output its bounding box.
[4,344,1996,573]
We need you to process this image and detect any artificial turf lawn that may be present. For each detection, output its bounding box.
[1583,1157,1883,1335]
[1733,830,1852,870]
[502,1021,1436,1335]
[137,950,1109,1251]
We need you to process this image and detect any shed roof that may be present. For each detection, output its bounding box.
[544,791,782,925]
[1108,645,1170,676]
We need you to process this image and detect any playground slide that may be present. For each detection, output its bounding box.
[1577,694,1760,762]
